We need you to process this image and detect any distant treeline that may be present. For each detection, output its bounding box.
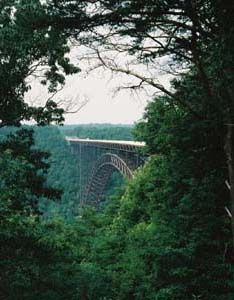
[59,124,134,140]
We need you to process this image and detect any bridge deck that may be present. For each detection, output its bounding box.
[65,137,145,147]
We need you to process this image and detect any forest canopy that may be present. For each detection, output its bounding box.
[0,1,234,299]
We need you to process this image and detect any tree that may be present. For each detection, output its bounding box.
[0,2,100,299]
[132,94,234,299]
[0,0,80,127]
[84,92,234,300]
[1,1,234,299]
[52,0,234,255]
[52,1,234,118]
[0,128,72,299]
[0,128,62,215]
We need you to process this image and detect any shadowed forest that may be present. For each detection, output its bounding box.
[1,1,234,300]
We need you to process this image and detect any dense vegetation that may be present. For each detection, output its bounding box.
[1,1,234,300]
[0,124,132,219]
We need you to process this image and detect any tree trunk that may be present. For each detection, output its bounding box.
[224,124,234,253]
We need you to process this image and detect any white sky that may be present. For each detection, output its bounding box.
[27,71,150,125]
[26,47,172,125]
[27,71,172,125]
[58,73,148,125]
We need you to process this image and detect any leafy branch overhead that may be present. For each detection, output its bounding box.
[52,0,234,121]
[0,0,80,127]
[0,1,234,300]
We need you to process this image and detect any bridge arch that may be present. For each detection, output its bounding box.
[66,137,146,207]
[83,153,133,206]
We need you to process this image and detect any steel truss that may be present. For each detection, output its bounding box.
[66,137,145,208]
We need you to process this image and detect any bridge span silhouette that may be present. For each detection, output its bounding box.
[66,137,145,207]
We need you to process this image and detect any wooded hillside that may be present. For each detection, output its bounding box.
[0,1,234,299]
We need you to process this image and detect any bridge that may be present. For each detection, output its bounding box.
[66,137,145,207]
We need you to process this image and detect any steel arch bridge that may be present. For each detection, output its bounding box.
[66,137,145,207]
